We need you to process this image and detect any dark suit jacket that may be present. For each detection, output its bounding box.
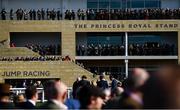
[97,80,109,90]
[103,92,142,109]
[19,101,35,109]
[38,100,61,109]
[0,102,15,109]
[78,79,90,87]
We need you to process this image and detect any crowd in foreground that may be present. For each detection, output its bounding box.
[1,8,180,20]
[1,65,180,109]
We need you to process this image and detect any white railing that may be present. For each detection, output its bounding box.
[10,87,72,102]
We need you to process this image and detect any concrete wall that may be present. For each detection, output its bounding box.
[0,20,179,58]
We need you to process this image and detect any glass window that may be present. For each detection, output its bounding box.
[87,0,98,9]
[99,2,109,8]
[131,0,144,8]
[87,36,98,45]
[99,0,109,2]
[145,0,159,8]
[87,2,98,8]
[87,0,98,2]
[111,2,121,8]
[158,0,161,7]
[111,0,121,8]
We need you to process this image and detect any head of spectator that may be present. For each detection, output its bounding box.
[82,75,87,80]
[77,77,81,81]
[117,68,149,109]
[34,80,43,88]
[117,81,122,87]
[103,89,111,102]
[0,83,15,109]
[78,85,105,109]
[99,75,105,81]
[0,83,11,103]
[25,86,38,105]
[13,94,25,107]
[133,68,149,87]
[44,80,68,109]
[55,78,61,82]
[14,94,25,103]
[109,75,114,81]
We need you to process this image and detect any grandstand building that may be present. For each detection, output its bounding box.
[0,0,180,86]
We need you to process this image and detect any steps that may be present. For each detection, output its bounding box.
[0,47,39,57]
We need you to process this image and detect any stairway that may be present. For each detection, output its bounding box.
[0,47,39,57]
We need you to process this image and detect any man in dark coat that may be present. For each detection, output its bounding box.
[109,75,118,91]
[77,75,91,88]
[1,9,6,20]
[19,86,38,109]
[97,75,109,90]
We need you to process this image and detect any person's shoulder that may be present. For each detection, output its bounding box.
[0,102,15,109]
[38,101,59,109]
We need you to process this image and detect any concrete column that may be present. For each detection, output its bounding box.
[125,32,128,57]
[125,32,129,78]
[61,31,75,59]
[125,59,128,79]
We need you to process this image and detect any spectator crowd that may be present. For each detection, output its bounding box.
[76,44,125,56]
[25,43,61,56]
[0,56,62,61]
[1,65,180,109]
[77,43,176,56]
[1,8,180,20]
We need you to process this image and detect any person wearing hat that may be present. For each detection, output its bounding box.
[0,83,15,109]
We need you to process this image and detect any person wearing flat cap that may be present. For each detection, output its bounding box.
[0,83,15,109]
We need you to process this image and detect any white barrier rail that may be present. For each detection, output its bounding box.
[10,87,72,102]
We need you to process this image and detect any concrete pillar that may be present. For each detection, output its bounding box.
[61,31,75,59]
[125,32,129,78]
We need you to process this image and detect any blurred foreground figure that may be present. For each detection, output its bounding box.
[104,68,149,109]
[13,94,25,108]
[142,65,180,109]
[39,80,68,109]
[0,83,15,109]
[78,85,105,109]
